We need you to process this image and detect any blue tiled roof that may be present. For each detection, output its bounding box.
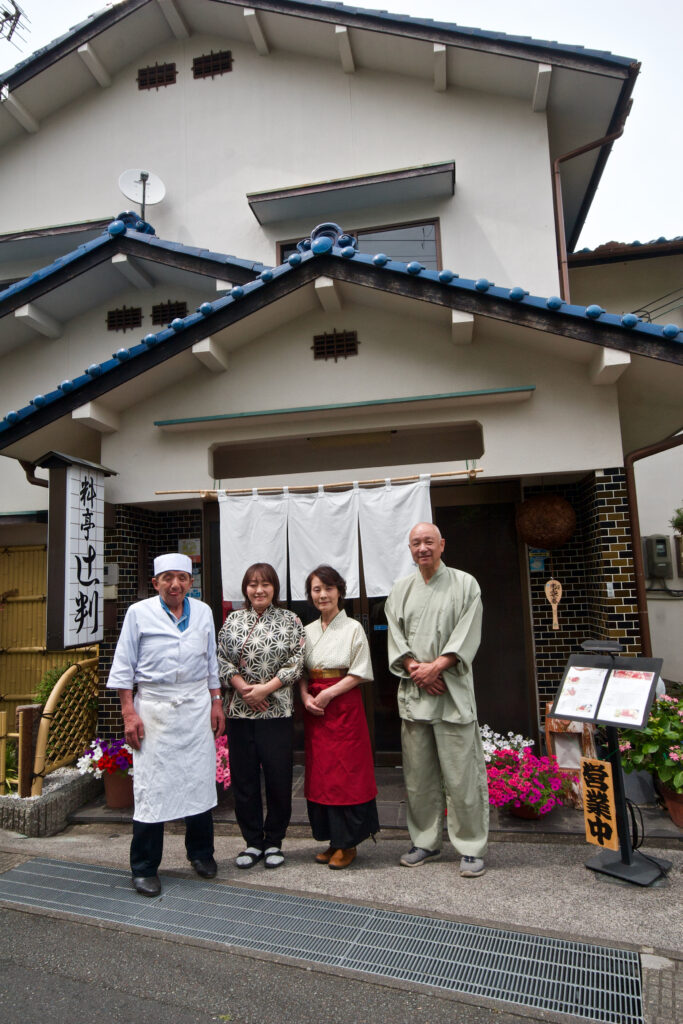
[0,223,268,306]
[0,0,635,85]
[0,219,679,441]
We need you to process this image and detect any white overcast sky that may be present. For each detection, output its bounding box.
[2,0,681,250]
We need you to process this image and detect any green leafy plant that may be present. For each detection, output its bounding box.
[35,662,77,706]
[670,506,683,535]
[3,741,18,793]
[620,693,683,794]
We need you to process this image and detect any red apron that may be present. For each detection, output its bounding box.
[304,671,377,805]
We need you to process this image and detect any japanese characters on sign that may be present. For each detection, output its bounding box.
[63,466,105,645]
[581,757,619,852]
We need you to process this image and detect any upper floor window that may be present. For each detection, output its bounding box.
[278,219,440,270]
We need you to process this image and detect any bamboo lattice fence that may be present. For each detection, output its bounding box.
[31,658,99,796]
[0,545,94,726]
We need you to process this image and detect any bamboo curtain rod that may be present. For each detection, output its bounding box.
[156,467,483,497]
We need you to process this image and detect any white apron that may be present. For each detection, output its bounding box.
[133,678,216,823]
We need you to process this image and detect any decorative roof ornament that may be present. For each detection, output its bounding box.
[113,210,156,235]
[296,223,357,256]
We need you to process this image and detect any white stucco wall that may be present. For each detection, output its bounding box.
[84,299,626,503]
[0,34,559,296]
[634,443,683,683]
[570,255,683,327]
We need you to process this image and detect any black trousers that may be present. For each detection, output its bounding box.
[130,809,214,877]
[227,716,293,850]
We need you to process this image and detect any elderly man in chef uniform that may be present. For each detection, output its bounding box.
[107,553,225,897]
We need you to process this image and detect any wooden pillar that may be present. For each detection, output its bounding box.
[16,704,38,798]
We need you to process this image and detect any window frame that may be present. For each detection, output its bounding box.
[277,217,442,270]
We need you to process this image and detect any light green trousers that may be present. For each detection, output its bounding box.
[401,718,489,857]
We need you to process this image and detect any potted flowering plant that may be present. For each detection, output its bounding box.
[77,737,134,808]
[486,748,574,817]
[480,723,534,762]
[215,735,231,790]
[619,693,683,826]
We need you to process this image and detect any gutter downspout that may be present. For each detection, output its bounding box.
[19,459,48,488]
[625,433,683,657]
[552,115,630,302]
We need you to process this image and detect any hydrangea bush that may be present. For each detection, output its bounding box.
[620,693,683,794]
[77,738,133,777]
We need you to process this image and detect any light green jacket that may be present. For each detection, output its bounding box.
[385,562,482,725]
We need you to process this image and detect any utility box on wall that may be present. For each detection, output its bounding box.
[643,535,673,579]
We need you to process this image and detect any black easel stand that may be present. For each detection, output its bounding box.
[585,724,672,886]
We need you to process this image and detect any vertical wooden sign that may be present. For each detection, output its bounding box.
[580,757,619,852]
[43,454,111,649]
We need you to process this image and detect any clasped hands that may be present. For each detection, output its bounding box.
[302,688,332,717]
[233,675,271,713]
[404,656,449,695]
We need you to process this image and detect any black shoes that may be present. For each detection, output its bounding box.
[190,856,218,879]
[132,875,161,897]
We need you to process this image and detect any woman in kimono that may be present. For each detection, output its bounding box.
[299,565,379,869]
[218,563,305,869]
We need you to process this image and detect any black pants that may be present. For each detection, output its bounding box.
[227,716,293,850]
[130,809,214,877]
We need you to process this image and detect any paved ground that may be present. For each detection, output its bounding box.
[0,824,681,1024]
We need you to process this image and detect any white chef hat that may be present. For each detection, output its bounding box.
[153,552,193,577]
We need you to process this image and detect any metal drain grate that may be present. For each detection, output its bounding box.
[0,858,642,1023]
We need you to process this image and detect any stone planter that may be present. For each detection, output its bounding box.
[0,773,101,837]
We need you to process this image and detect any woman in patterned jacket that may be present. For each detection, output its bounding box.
[218,563,305,869]
[299,565,379,870]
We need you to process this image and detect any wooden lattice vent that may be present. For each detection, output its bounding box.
[312,329,359,362]
[106,306,143,332]
[193,50,233,79]
[137,62,177,90]
[152,299,188,325]
[31,657,98,796]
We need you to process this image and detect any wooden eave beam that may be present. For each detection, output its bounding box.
[71,400,120,433]
[77,43,111,87]
[315,276,342,313]
[335,26,355,73]
[244,8,270,56]
[451,310,473,344]
[14,302,62,338]
[192,337,230,373]
[111,253,154,289]
[589,347,631,385]
[0,88,39,132]
[156,0,190,39]
[433,43,447,92]
[532,63,551,112]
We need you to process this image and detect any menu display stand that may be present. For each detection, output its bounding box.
[548,641,671,887]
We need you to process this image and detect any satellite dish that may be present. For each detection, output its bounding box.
[118,169,166,220]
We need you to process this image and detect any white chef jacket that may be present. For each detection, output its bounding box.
[107,596,219,822]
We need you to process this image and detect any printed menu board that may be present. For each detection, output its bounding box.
[549,655,662,730]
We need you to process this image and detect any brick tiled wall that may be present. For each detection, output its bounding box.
[97,505,202,737]
[528,468,640,725]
